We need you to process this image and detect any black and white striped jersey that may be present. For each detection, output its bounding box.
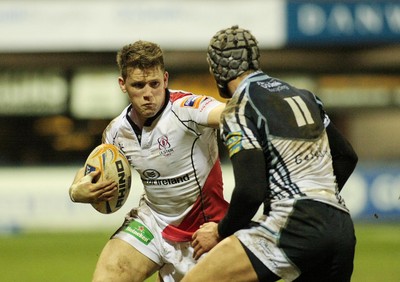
[220,71,348,212]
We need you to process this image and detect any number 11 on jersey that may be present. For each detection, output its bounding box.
[284,96,315,127]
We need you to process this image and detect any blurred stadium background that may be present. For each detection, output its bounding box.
[0,0,399,281]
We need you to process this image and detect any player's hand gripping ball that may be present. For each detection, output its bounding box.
[84,144,132,214]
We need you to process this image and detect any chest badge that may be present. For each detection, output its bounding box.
[158,135,174,156]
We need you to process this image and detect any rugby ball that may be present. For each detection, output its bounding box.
[84,144,132,214]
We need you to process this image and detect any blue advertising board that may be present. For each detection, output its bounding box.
[287,1,400,46]
[342,163,400,222]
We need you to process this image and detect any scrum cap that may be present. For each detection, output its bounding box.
[207,25,260,98]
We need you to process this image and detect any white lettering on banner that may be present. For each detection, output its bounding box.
[355,4,383,34]
[298,3,400,37]
[328,5,354,35]
[298,4,325,36]
[386,5,400,32]
[370,174,400,212]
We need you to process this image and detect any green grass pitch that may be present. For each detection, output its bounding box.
[0,223,398,281]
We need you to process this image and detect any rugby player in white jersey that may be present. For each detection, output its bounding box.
[183,26,358,282]
[68,40,228,281]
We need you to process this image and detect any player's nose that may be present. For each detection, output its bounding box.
[143,87,155,101]
[142,85,153,96]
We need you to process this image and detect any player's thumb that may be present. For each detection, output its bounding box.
[88,169,101,183]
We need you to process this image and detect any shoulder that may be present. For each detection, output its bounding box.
[169,89,221,110]
[168,89,223,125]
[169,89,194,103]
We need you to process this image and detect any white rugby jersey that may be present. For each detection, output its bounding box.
[103,89,228,241]
[221,71,348,212]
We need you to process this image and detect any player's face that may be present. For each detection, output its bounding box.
[119,66,168,121]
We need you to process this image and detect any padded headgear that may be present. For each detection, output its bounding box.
[207,25,260,98]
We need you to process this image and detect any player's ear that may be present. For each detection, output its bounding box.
[164,71,169,88]
[118,77,127,93]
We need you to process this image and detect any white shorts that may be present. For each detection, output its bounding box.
[112,200,197,282]
[235,226,300,281]
[235,202,300,282]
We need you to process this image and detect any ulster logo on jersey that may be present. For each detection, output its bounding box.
[157,135,174,156]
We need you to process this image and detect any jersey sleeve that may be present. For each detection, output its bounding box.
[101,118,116,144]
[172,94,223,126]
[221,96,262,158]
[313,93,330,128]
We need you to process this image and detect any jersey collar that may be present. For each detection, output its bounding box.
[234,70,264,97]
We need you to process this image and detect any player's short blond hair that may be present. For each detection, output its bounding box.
[116,40,165,80]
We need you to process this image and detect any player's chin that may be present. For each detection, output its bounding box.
[141,109,158,118]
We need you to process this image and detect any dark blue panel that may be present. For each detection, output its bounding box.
[287,1,400,46]
[342,163,400,222]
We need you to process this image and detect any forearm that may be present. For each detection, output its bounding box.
[68,168,85,202]
[67,168,117,203]
[218,188,261,238]
[218,149,267,238]
[69,185,77,202]
[326,122,358,191]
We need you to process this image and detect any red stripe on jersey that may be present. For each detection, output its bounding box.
[161,159,229,242]
[169,91,192,103]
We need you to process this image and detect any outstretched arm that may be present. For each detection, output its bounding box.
[207,103,225,128]
[192,149,267,259]
[218,148,267,237]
